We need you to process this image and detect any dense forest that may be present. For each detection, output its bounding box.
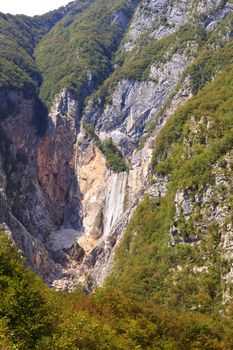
[1,231,233,349]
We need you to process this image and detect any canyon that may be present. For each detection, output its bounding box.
[0,0,233,300]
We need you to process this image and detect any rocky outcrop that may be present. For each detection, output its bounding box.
[84,48,196,157]
[0,89,58,281]
[168,144,233,302]
[124,0,231,51]
[37,90,81,232]
[0,89,82,283]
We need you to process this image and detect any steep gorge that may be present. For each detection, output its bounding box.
[0,0,233,306]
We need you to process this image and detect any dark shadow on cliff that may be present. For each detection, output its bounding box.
[32,97,49,137]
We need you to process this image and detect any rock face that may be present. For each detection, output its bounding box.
[37,90,81,232]
[0,89,59,281]
[124,0,228,51]
[0,0,233,294]
[84,33,198,157]
[169,148,233,303]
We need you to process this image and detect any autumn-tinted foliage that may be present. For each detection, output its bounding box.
[1,232,233,349]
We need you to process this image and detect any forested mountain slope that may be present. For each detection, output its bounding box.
[0,1,85,90]
[108,59,233,311]
[0,1,233,348]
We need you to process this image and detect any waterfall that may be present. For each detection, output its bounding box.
[103,172,128,237]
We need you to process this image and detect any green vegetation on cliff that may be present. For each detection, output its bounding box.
[91,11,233,105]
[188,13,233,94]
[106,60,233,312]
[84,123,129,172]
[102,13,233,312]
